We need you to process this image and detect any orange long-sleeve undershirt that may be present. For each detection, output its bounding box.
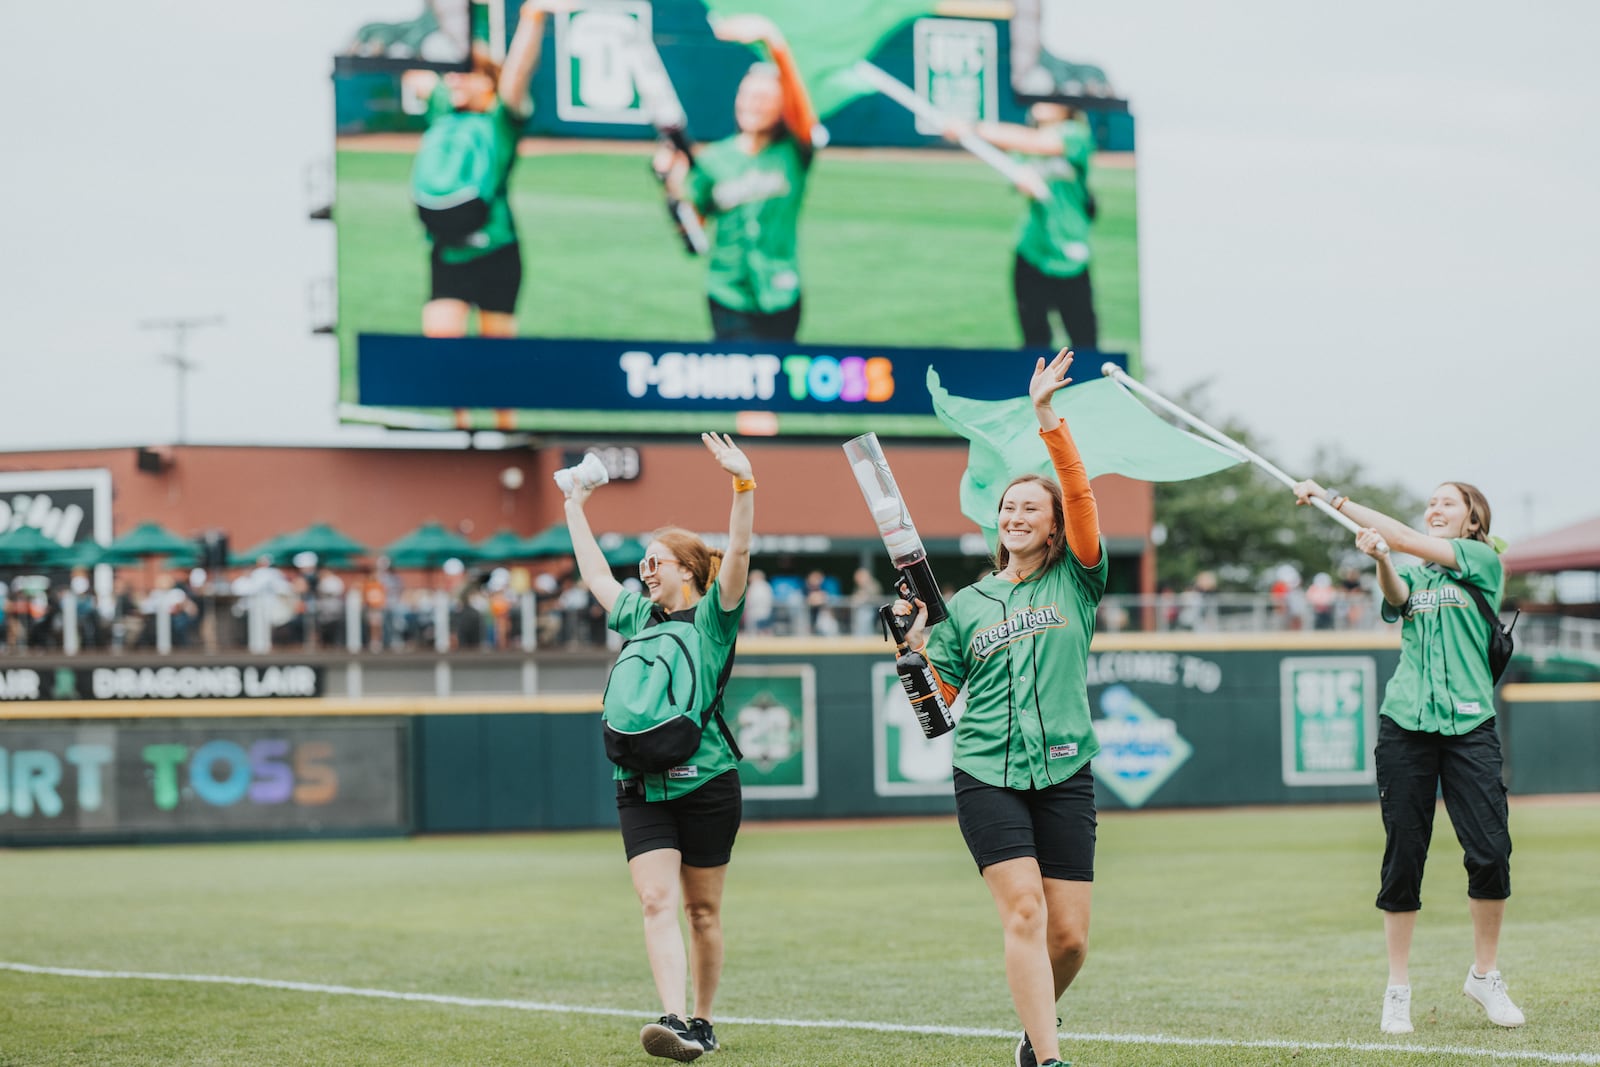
[767,41,818,150]
[1041,417,1102,567]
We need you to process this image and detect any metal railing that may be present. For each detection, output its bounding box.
[7,585,1598,656]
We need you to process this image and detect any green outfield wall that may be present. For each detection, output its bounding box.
[3,640,1595,843]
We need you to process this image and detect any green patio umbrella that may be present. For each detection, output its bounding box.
[101,521,199,566]
[61,540,106,568]
[475,528,534,563]
[520,523,575,559]
[0,526,75,568]
[271,523,370,565]
[380,522,480,569]
[231,533,287,568]
[599,534,648,568]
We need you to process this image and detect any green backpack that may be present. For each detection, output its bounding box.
[602,606,740,774]
[411,113,501,245]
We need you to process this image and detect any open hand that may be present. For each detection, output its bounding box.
[702,432,753,479]
[1029,347,1075,408]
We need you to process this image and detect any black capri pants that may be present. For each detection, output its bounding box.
[954,764,1096,881]
[617,769,742,868]
[1375,716,1511,912]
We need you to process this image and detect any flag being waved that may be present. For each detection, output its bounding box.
[927,367,1242,543]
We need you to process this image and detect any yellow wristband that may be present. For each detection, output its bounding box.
[733,477,757,494]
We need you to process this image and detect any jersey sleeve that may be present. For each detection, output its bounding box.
[425,81,454,123]
[695,578,744,661]
[1452,538,1504,607]
[1061,122,1093,173]
[687,157,718,217]
[608,588,657,639]
[1379,563,1424,623]
[924,600,969,693]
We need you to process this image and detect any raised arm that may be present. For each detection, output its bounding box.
[561,481,624,614]
[701,432,755,611]
[1292,480,1457,571]
[1032,348,1102,566]
[500,0,569,113]
[957,119,1067,159]
[712,14,819,149]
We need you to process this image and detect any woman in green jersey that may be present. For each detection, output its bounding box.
[657,14,818,342]
[564,432,755,1062]
[1292,478,1524,1035]
[900,349,1104,1067]
[402,0,563,339]
[953,103,1099,351]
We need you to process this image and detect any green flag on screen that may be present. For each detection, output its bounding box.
[700,0,940,117]
[928,368,1243,541]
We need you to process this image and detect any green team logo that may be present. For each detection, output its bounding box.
[555,1,652,125]
[912,18,998,136]
[727,666,817,799]
[1092,685,1192,808]
[1280,657,1378,786]
[872,662,961,796]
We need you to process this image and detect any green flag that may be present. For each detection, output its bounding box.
[928,368,1243,540]
[700,0,940,118]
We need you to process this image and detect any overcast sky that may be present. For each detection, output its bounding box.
[2,1,1595,543]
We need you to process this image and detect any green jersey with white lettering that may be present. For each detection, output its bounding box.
[608,580,744,801]
[1378,538,1502,735]
[688,136,812,314]
[421,83,528,264]
[1015,119,1095,278]
[925,543,1108,789]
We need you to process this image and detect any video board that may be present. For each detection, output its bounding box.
[333,0,1140,435]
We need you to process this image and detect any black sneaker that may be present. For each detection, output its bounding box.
[1016,1031,1037,1067]
[686,1017,719,1052]
[640,1014,704,1062]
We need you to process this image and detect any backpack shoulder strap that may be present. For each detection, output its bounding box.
[1439,570,1509,634]
[671,603,743,762]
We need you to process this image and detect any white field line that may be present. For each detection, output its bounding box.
[2,961,1594,1065]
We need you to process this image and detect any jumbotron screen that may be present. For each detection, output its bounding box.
[333,0,1139,436]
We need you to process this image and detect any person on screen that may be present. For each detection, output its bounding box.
[948,104,1099,352]
[401,1,567,339]
[1291,478,1525,1036]
[892,349,1103,1067]
[561,432,756,1062]
[655,14,819,342]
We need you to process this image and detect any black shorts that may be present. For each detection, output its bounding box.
[708,296,802,342]
[617,769,742,868]
[430,241,522,313]
[954,765,1096,881]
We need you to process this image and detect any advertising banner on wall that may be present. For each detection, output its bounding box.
[728,665,816,800]
[0,718,407,842]
[1279,656,1379,786]
[0,665,324,704]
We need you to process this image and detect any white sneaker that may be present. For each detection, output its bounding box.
[1381,985,1414,1034]
[1463,968,1526,1027]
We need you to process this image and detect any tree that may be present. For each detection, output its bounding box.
[1151,386,1421,591]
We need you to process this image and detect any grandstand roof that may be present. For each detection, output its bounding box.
[1502,515,1600,574]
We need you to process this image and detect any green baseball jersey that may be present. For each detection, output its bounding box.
[925,543,1108,790]
[1378,538,1502,735]
[608,581,744,801]
[687,136,812,314]
[422,83,528,264]
[1015,119,1095,279]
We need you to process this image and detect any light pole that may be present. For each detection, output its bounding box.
[141,316,223,444]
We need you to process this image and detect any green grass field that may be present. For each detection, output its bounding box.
[334,146,1142,406]
[3,801,1597,1066]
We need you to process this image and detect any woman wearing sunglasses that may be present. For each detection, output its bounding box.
[562,431,755,1062]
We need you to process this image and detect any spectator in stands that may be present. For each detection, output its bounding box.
[742,569,774,635]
